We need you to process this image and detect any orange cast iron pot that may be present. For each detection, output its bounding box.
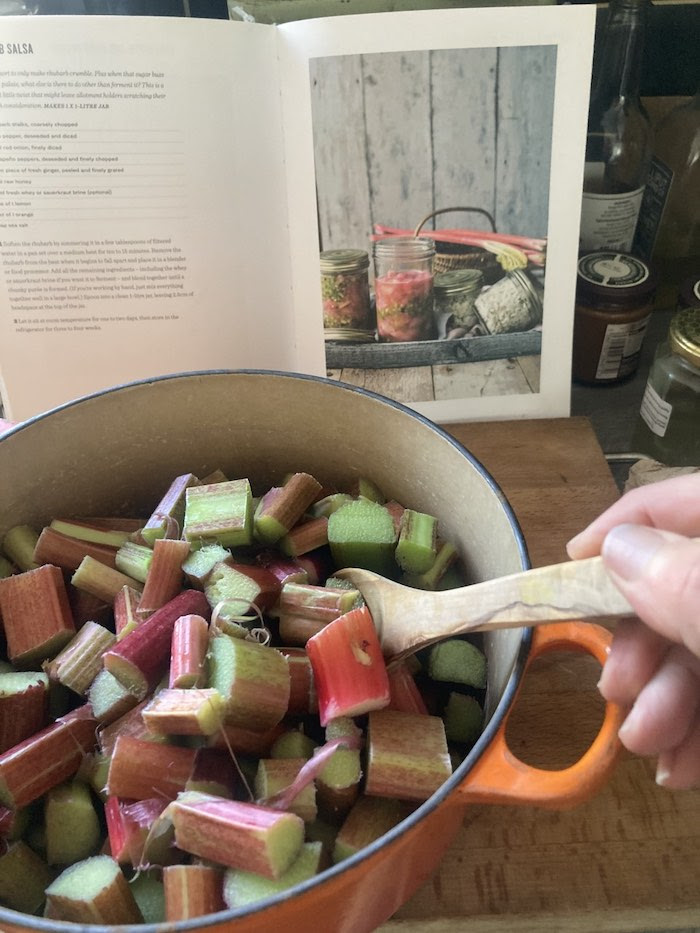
[0,371,625,933]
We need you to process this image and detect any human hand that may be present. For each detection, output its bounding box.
[567,474,700,790]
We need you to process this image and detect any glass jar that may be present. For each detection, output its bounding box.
[631,307,700,466]
[373,237,436,342]
[320,249,373,338]
[572,251,657,384]
[434,269,484,332]
[473,269,543,335]
[677,274,700,312]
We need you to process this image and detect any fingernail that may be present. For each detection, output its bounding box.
[602,524,664,582]
[565,530,587,559]
[656,763,671,787]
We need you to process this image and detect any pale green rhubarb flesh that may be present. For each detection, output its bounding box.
[45,854,143,924]
[183,479,254,549]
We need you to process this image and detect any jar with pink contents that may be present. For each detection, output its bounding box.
[373,237,436,342]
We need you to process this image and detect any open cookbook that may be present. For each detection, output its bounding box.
[0,5,594,422]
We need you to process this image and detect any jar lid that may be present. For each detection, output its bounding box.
[373,236,435,261]
[434,269,484,296]
[320,249,369,274]
[577,251,657,302]
[678,274,700,311]
[669,307,700,367]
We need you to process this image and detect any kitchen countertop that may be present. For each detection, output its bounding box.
[379,415,700,933]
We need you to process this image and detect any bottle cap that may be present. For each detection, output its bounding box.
[434,269,484,296]
[577,251,658,303]
[669,307,700,368]
[320,249,369,274]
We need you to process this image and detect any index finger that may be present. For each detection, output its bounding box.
[567,473,700,559]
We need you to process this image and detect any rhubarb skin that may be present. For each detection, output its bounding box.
[142,688,226,736]
[106,734,198,802]
[103,588,210,698]
[254,758,317,823]
[333,795,411,863]
[170,793,305,880]
[0,705,98,809]
[33,526,119,572]
[138,537,191,616]
[163,863,225,921]
[106,796,169,868]
[47,620,116,696]
[71,555,144,604]
[113,584,142,639]
[45,854,143,924]
[183,479,254,549]
[170,613,209,688]
[223,841,323,909]
[278,648,317,715]
[0,671,50,753]
[0,564,76,667]
[306,606,390,727]
[141,472,200,546]
[98,698,165,757]
[254,473,323,545]
[365,708,452,803]
[207,721,286,759]
[386,661,430,716]
[0,840,54,914]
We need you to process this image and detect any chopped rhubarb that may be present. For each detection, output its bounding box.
[44,779,101,865]
[137,537,191,616]
[277,581,361,646]
[183,479,253,549]
[316,717,363,822]
[187,748,241,799]
[113,584,142,639]
[130,871,166,923]
[309,492,353,519]
[279,516,328,558]
[102,589,210,698]
[387,661,430,715]
[163,863,225,921]
[140,472,199,546]
[45,854,143,924]
[365,708,452,802]
[114,541,154,584]
[395,508,438,574]
[0,564,76,666]
[207,721,286,758]
[205,561,280,624]
[1,525,40,572]
[0,671,49,753]
[106,735,197,801]
[142,688,225,736]
[306,606,390,726]
[33,526,119,572]
[269,728,317,760]
[402,539,458,590]
[427,638,487,688]
[443,691,484,746]
[88,669,139,727]
[72,555,143,604]
[169,792,305,880]
[69,586,112,631]
[223,841,323,909]
[254,472,323,544]
[256,551,310,590]
[98,700,166,757]
[0,840,54,914]
[50,517,143,548]
[0,554,14,579]
[182,543,231,587]
[255,758,317,823]
[333,795,410,863]
[0,706,98,808]
[278,647,317,715]
[207,633,290,731]
[327,499,397,576]
[169,613,209,688]
[46,620,116,695]
[105,796,169,867]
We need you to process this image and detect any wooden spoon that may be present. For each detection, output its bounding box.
[336,556,635,663]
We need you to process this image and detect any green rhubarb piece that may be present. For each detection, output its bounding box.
[2,524,40,571]
[436,563,467,590]
[395,509,438,575]
[327,498,397,576]
[205,561,268,626]
[114,541,153,584]
[44,779,101,865]
[333,796,408,863]
[324,575,361,592]
[183,479,253,549]
[76,752,111,801]
[443,691,484,746]
[0,554,14,578]
[88,669,139,725]
[350,477,386,503]
[45,854,143,924]
[402,540,459,590]
[255,758,317,822]
[310,492,353,519]
[319,718,362,790]
[223,841,323,909]
[47,621,116,695]
[0,670,49,695]
[254,473,323,545]
[270,730,318,760]
[129,871,165,923]
[49,518,136,549]
[0,840,54,914]
[182,542,231,586]
[427,639,487,689]
[141,472,199,546]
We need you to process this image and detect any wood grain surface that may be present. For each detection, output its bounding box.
[379,416,700,933]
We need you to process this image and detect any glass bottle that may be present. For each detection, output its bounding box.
[632,87,700,310]
[631,308,700,466]
[373,237,436,342]
[320,249,373,340]
[579,0,652,253]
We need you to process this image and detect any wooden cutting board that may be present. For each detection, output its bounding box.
[380,416,700,933]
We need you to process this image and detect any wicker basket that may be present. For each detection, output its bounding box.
[414,206,503,282]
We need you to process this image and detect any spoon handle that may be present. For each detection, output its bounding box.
[383,555,635,660]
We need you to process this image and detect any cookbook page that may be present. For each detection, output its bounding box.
[278,6,595,422]
[0,15,296,421]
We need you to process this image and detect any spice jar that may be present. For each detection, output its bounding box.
[320,249,373,339]
[434,269,484,332]
[373,237,436,342]
[677,274,700,312]
[631,307,700,466]
[572,251,657,384]
[474,269,543,334]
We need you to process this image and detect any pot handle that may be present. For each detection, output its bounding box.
[456,620,624,809]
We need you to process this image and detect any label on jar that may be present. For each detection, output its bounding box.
[594,315,651,381]
[580,180,645,252]
[632,156,673,262]
[639,380,672,437]
[578,252,650,288]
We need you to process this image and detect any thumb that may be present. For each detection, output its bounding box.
[602,525,700,659]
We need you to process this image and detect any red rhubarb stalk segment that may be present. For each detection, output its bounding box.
[0,672,49,753]
[105,796,168,867]
[105,735,197,802]
[169,613,209,688]
[306,606,390,726]
[163,863,225,921]
[103,589,210,698]
[33,527,118,572]
[386,661,429,715]
[260,736,362,813]
[0,564,76,666]
[137,537,191,617]
[113,585,142,640]
[169,792,305,880]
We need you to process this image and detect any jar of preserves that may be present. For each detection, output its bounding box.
[434,269,484,332]
[677,274,700,312]
[474,269,543,334]
[373,237,436,342]
[320,249,373,338]
[631,307,700,466]
[572,251,657,384]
